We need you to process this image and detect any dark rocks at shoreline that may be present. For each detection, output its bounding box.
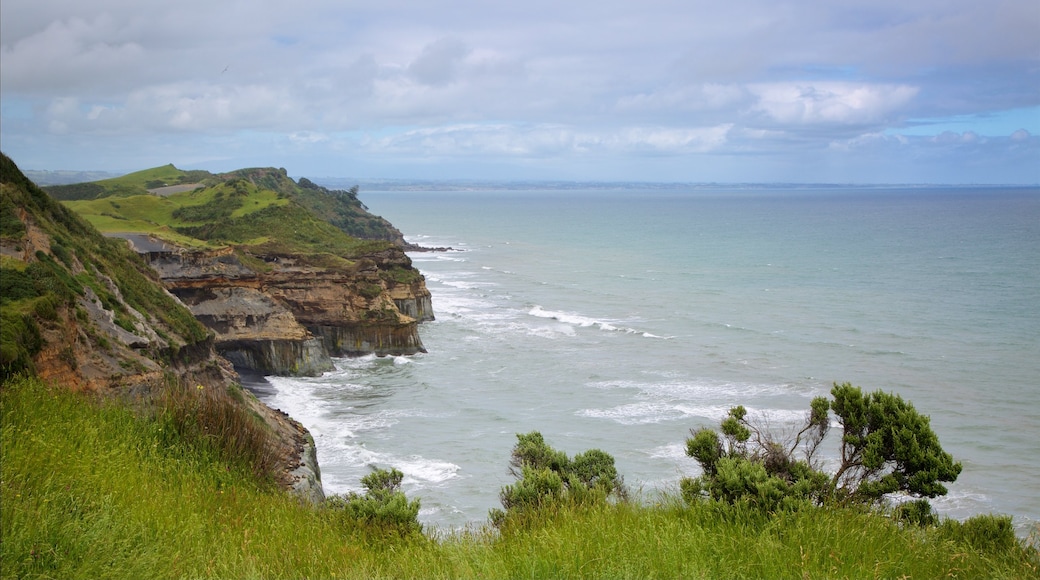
[404,243,459,253]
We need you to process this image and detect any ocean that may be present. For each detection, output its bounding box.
[254,186,1040,534]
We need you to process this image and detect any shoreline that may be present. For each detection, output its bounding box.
[238,368,280,400]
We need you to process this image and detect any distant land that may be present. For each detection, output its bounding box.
[23,169,124,185]
[311,178,1039,192]
[23,168,1035,191]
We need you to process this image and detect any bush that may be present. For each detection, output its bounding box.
[491,432,626,527]
[0,310,41,380]
[326,468,422,536]
[0,189,26,239]
[894,498,937,527]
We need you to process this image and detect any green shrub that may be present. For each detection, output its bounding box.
[31,294,60,321]
[51,241,73,267]
[0,189,26,239]
[326,468,422,536]
[359,283,384,300]
[491,432,626,528]
[0,266,36,303]
[894,498,937,527]
[0,309,41,380]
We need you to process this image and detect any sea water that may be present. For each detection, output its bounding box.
[256,187,1040,534]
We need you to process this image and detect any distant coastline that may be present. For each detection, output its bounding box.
[312,177,1039,192]
[22,168,1037,191]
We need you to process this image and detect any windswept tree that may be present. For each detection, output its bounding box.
[683,382,962,511]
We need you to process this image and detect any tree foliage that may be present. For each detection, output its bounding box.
[683,382,962,511]
[491,431,626,527]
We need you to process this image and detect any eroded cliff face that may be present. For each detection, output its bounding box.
[137,241,433,376]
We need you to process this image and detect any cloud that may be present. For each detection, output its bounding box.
[747,82,919,126]
[0,0,1036,182]
[1010,128,1032,142]
[407,38,471,86]
[362,123,732,158]
[614,84,748,115]
[0,14,145,92]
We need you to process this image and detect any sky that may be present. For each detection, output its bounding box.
[1,0,1038,184]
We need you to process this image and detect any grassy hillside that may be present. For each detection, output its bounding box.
[57,165,406,261]
[1,153,209,379]
[3,375,1037,579]
[64,180,290,250]
[2,152,314,517]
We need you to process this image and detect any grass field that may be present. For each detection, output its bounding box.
[3,375,1036,580]
[61,176,390,262]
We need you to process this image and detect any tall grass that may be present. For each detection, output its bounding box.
[2,376,1037,579]
[155,378,284,482]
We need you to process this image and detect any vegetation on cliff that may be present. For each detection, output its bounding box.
[1,153,209,382]
[56,163,425,316]
[45,161,431,372]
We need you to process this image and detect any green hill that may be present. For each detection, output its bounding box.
[57,165,408,262]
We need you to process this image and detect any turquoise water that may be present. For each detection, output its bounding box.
[260,187,1040,533]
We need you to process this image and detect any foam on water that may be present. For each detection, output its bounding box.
[649,442,695,462]
[528,305,669,338]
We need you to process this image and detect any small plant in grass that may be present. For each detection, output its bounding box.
[490,431,627,528]
[326,468,422,536]
[682,382,962,511]
[893,498,938,527]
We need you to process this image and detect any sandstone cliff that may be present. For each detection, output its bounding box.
[138,242,433,376]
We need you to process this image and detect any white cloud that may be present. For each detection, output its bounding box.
[748,82,919,126]
[615,84,747,114]
[1010,129,1032,142]
[361,123,732,158]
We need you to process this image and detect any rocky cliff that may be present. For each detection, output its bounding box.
[1,153,324,502]
[138,242,433,376]
[58,164,435,377]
